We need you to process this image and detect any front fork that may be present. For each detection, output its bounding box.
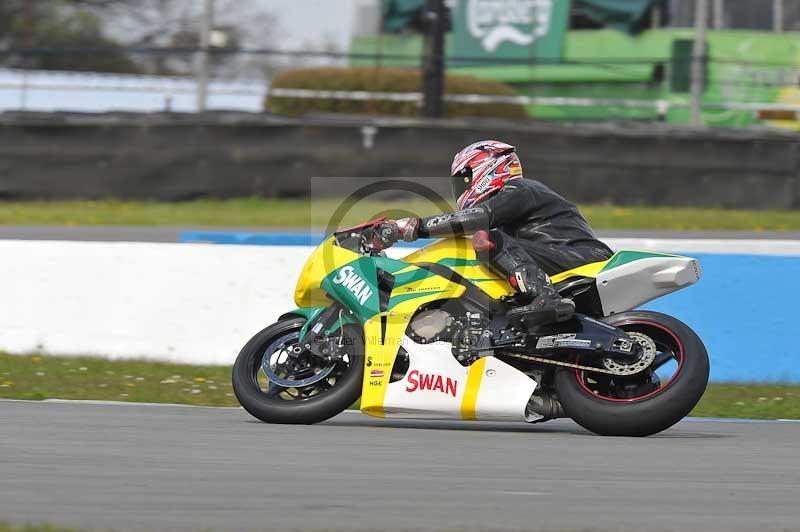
[294,304,356,361]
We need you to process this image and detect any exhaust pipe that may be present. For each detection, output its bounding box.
[525,391,565,422]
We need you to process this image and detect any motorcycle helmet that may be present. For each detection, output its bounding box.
[450,140,522,209]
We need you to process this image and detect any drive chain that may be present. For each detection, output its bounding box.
[502,351,635,376]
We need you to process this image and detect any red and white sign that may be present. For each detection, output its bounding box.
[405,369,458,397]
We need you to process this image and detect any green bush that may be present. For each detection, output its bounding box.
[265,67,526,119]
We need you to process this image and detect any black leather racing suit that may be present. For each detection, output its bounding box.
[417,178,613,299]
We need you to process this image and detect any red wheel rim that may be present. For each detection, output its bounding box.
[574,319,685,403]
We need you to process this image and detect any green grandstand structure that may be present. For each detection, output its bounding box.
[355,1,800,130]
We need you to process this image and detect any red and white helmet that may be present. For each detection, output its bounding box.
[450,140,522,209]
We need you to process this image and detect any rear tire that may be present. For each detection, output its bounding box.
[232,318,364,424]
[555,311,709,437]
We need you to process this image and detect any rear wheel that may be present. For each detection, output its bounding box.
[555,311,709,436]
[232,317,364,424]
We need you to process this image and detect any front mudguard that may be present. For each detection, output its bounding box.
[279,307,358,339]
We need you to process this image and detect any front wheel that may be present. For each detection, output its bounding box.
[555,311,709,437]
[232,317,364,424]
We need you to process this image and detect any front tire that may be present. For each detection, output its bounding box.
[555,311,709,437]
[232,318,364,424]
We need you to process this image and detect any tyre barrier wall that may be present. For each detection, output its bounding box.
[1,112,799,208]
[1,236,797,383]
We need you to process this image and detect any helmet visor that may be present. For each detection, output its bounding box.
[451,166,473,205]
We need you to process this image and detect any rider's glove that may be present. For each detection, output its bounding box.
[370,218,419,251]
[371,221,400,251]
[395,217,420,242]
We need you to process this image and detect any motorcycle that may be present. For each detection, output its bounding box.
[232,218,709,436]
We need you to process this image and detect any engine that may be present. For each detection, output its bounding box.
[408,308,489,365]
[408,309,454,342]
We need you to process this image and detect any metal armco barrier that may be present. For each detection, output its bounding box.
[268,87,800,113]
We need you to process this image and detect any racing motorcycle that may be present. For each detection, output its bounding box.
[232,219,709,437]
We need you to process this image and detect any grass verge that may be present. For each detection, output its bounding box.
[0,523,84,532]
[0,352,235,406]
[1,198,800,231]
[2,352,799,419]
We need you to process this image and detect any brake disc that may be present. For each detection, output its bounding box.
[601,332,657,376]
[261,332,335,387]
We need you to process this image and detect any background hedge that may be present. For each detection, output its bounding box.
[265,67,526,119]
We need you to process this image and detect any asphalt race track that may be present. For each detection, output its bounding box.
[1,401,799,531]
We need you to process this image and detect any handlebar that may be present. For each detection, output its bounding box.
[332,218,387,256]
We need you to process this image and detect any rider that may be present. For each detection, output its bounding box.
[373,140,614,328]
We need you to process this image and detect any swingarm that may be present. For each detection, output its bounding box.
[476,314,642,364]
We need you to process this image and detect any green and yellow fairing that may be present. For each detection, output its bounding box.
[292,236,687,417]
[292,236,513,416]
[293,236,516,320]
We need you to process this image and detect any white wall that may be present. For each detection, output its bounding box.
[0,69,264,113]
[3,238,800,366]
[0,241,307,365]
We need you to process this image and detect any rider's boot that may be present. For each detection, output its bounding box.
[473,230,575,330]
[504,270,575,328]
